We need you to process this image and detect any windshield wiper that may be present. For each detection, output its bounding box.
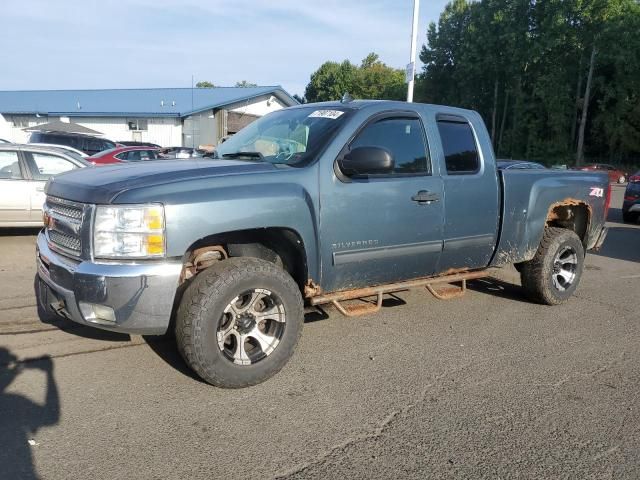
[221,151,264,160]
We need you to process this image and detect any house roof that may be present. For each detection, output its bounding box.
[0,87,298,118]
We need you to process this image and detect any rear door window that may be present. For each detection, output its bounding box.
[0,151,23,179]
[437,119,480,175]
[27,152,78,180]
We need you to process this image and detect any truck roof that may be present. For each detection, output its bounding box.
[290,99,478,117]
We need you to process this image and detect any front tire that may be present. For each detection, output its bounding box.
[520,227,585,305]
[175,257,304,388]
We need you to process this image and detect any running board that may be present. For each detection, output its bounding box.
[310,270,486,317]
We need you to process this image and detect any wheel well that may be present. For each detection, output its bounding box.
[180,228,308,291]
[545,201,591,246]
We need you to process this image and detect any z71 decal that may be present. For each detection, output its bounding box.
[589,187,605,197]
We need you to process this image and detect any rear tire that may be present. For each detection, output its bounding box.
[175,257,304,388]
[520,227,585,305]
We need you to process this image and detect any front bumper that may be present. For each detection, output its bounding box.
[36,231,182,335]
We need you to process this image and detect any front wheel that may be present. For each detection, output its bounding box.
[175,257,304,388]
[520,227,585,305]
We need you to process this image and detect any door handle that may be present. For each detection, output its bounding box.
[411,190,440,204]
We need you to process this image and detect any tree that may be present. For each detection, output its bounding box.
[292,94,306,104]
[195,81,215,88]
[304,53,405,102]
[416,0,640,166]
[235,80,258,88]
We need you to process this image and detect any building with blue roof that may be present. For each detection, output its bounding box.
[0,86,298,147]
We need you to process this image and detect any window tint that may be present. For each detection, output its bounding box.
[0,151,23,179]
[140,150,156,160]
[29,153,77,180]
[437,120,480,174]
[126,150,142,161]
[350,117,429,175]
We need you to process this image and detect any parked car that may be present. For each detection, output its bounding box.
[622,181,640,223]
[576,163,628,184]
[36,100,609,388]
[158,147,206,159]
[29,143,89,158]
[89,146,161,165]
[29,131,116,156]
[116,141,161,148]
[0,144,89,227]
[497,160,546,170]
[628,170,640,183]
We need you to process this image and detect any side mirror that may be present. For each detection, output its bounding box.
[338,146,394,176]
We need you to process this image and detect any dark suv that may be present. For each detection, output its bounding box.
[29,132,116,156]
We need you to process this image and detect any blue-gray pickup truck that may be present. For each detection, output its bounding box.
[36,100,610,387]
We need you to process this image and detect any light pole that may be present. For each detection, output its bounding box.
[407,0,420,102]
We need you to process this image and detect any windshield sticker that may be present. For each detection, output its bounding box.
[308,110,344,120]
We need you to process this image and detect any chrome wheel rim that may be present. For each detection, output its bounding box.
[551,246,578,291]
[217,288,286,365]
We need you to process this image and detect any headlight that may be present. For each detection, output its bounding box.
[93,205,165,258]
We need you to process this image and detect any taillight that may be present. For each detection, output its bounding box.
[626,196,638,201]
[604,183,612,218]
[629,175,640,183]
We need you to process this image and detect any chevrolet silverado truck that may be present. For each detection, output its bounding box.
[36,100,610,388]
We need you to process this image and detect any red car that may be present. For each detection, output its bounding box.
[576,163,628,184]
[89,146,161,165]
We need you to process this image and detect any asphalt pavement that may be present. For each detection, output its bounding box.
[0,185,638,479]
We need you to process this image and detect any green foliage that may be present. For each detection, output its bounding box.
[417,0,640,165]
[304,53,405,102]
[235,80,258,88]
[195,81,215,88]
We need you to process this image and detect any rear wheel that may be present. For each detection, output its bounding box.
[175,257,304,388]
[520,227,585,305]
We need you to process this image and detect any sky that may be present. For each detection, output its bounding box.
[0,0,450,97]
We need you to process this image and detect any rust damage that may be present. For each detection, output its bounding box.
[546,198,592,223]
[426,282,467,300]
[437,267,470,277]
[180,245,228,283]
[304,279,322,298]
[309,269,487,307]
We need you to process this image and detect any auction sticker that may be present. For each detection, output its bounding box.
[308,110,344,119]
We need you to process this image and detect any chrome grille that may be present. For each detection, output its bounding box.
[44,196,86,259]
[47,197,83,220]
[48,230,81,254]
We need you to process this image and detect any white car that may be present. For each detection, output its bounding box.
[0,144,90,227]
[28,143,89,158]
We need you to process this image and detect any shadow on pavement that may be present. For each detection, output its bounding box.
[467,277,526,302]
[143,336,207,384]
[0,348,59,480]
[0,227,41,237]
[593,208,640,263]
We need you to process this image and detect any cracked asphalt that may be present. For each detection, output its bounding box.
[1,186,638,479]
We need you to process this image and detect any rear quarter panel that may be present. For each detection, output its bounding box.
[491,170,609,266]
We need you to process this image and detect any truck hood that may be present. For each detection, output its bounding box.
[46,159,276,204]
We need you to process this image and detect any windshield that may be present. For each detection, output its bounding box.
[215,107,353,166]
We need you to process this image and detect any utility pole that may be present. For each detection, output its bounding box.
[407,0,420,102]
